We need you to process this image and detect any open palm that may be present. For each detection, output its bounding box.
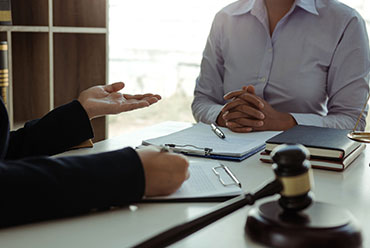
[78,82,161,119]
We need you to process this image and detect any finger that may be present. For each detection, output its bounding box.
[225,85,256,100]
[222,111,264,121]
[143,96,160,105]
[225,86,263,109]
[224,91,264,110]
[222,111,249,121]
[236,93,264,109]
[224,89,247,100]
[140,94,161,103]
[225,121,253,133]
[221,98,247,112]
[229,105,265,120]
[226,121,243,128]
[230,126,254,133]
[105,82,125,93]
[231,118,264,128]
[126,95,160,105]
[153,94,162,100]
[123,94,143,100]
[123,93,162,101]
[141,93,161,100]
[244,85,255,94]
[185,170,190,180]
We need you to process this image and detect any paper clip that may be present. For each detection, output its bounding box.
[165,143,213,156]
[212,164,242,188]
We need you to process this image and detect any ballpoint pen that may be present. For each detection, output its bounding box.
[211,123,226,139]
[165,144,213,156]
[136,144,172,153]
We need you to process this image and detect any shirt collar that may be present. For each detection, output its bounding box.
[230,0,255,16]
[230,0,319,16]
[296,0,319,15]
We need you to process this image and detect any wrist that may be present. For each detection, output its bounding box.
[77,98,93,120]
[216,112,226,127]
[281,113,297,130]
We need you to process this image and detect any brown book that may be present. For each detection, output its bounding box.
[260,143,366,172]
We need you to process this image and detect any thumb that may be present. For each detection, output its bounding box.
[104,82,125,93]
[243,85,255,94]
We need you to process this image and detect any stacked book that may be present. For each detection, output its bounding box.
[0,0,12,25]
[260,125,366,171]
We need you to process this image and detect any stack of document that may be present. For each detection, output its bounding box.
[142,122,279,161]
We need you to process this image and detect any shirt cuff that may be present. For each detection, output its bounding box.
[202,104,224,124]
[291,113,324,127]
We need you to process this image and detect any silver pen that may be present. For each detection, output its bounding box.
[211,123,226,139]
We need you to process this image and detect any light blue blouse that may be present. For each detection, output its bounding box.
[192,0,370,130]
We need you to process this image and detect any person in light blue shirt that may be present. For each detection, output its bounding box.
[192,0,370,132]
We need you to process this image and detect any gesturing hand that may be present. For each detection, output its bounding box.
[219,85,296,132]
[78,82,161,119]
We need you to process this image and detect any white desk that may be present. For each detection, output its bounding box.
[0,121,369,248]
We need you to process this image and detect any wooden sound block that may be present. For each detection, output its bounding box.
[245,201,362,248]
[70,139,94,149]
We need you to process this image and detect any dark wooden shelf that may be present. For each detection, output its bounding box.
[53,0,106,28]
[12,32,50,122]
[54,33,106,141]
[11,0,49,26]
[4,0,108,141]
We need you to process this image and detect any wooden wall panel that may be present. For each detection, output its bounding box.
[12,32,50,122]
[11,0,49,26]
[0,32,7,40]
[54,33,106,141]
[53,0,106,27]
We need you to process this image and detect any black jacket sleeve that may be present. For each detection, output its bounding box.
[0,147,145,227]
[6,100,94,159]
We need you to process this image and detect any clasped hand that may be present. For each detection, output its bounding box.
[78,82,162,119]
[217,85,296,132]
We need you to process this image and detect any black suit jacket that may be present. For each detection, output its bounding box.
[0,98,145,227]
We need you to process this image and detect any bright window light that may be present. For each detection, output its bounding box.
[108,1,370,137]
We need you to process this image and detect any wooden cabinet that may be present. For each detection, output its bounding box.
[0,0,108,142]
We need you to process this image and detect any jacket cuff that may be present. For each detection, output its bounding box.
[68,100,94,141]
[118,147,146,201]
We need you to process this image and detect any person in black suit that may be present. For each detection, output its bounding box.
[0,82,189,227]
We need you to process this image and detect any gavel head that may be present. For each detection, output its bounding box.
[271,144,314,212]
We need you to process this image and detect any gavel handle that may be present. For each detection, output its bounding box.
[132,179,282,248]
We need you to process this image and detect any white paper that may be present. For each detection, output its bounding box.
[142,122,280,157]
[147,161,243,200]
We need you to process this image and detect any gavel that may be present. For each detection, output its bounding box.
[271,144,313,212]
[133,144,316,248]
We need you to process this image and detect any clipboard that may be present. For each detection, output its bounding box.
[163,143,265,161]
[143,161,244,202]
[142,122,277,161]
